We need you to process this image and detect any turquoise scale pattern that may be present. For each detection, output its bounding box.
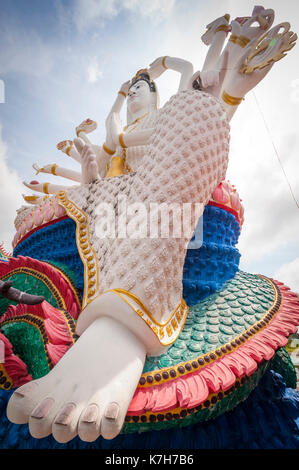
[143,270,274,373]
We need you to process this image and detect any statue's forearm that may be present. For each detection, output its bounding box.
[164,57,194,91]
[109,92,126,115]
[122,128,153,148]
[23,181,74,195]
[56,167,81,182]
[94,145,110,177]
[36,164,81,183]
[202,30,228,72]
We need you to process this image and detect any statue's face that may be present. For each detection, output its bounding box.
[127,80,151,114]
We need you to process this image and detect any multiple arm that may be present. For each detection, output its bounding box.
[194,7,295,122]
[24,10,293,198]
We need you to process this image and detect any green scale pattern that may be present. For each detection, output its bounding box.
[143,271,275,373]
[1,322,50,379]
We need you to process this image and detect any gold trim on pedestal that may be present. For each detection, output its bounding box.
[109,289,189,346]
[57,191,99,308]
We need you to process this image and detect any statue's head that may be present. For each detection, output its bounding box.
[127,69,158,122]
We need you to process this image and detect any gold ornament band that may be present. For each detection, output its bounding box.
[76,128,84,137]
[66,143,73,156]
[43,183,50,194]
[57,190,99,308]
[162,56,168,69]
[222,90,244,106]
[118,90,127,98]
[109,289,189,346]
[51,164,58,175]
[103,143,115,155]
[119,133,127,149]
[229,34,238,44]
[23,195,38,202]
[215,24,230,34]
[105,156,125,178]
[238,35,250,48]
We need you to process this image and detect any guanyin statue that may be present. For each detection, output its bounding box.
[0,6,298,449]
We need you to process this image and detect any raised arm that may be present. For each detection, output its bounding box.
[23,180,75,195]
[101,81,131,159]
[148,56,194,92]
[201,14,231,72]
[190,7,275,101]
[32,163,81,183]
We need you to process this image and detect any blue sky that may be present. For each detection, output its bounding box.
[0,0,298,291]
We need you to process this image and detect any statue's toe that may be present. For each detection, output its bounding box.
[78,403,101,442]
[52,402,85,443]
[6,381,41,424]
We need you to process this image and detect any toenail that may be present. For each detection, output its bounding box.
[54,402,76,425]
[82,404,98,423]
[31,398,54,419]
[104,402,119,420]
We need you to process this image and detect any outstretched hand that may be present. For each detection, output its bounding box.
[224,45,274,99]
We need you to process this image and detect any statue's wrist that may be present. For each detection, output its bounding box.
[118,133,127,149]
[222,89,245,107]
[161,56,168,69]
[215,24,230,35]
[118,90,127,99]
[229,34,251,48]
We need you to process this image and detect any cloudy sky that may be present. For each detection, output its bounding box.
[0,0,298,291]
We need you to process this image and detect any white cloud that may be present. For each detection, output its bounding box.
[73,0,176,31]
[227,91,299,266]
[0,125,24,252]
[274,258,299,294]
[87,60,103,83]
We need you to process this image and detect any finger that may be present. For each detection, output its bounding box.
[231,20,241,36]
[74,138,85,155]
[252,6,265,16]
[256,62,274,79]
[235,43,253,69]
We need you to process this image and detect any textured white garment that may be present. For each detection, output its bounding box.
[109,111,158,172]
[63,90,230,325]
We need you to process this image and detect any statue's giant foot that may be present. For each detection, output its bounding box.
[7,316,145,442]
